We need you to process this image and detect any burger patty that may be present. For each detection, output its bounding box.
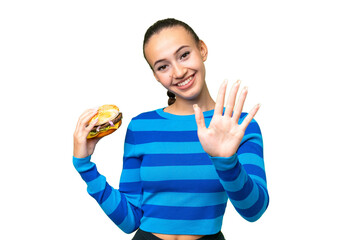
[91,112,122,132]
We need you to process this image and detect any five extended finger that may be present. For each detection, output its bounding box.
[232,86,248,123]
[214,79,228,116]
[193,104,206,130]
[224,80,241,117]
[239,103,260,131]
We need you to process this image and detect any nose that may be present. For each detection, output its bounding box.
[172,63,187,79]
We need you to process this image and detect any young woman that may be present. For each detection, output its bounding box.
[73,18,269,240]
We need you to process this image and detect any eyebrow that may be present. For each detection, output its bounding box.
[153,45,190,68]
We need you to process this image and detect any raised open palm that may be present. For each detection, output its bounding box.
[193,80,260,158]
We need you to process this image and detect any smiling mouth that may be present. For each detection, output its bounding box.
[176,74,194,87]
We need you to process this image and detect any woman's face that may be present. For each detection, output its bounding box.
[144,26,208,102]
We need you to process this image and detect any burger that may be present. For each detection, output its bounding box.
[87,104,122,139]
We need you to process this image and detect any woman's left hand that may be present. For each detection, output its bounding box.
[193,80,260,158]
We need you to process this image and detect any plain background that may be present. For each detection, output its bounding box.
[1,0,359,239]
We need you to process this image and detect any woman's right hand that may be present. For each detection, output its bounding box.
[73,108,101,158]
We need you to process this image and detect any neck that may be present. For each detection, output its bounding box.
[164,83,215,115]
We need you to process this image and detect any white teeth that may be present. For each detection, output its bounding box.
[177,76,193,86]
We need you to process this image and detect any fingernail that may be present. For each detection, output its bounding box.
[193,104,198,109]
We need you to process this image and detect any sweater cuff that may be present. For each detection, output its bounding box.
[208,153,238,171]
[73,155,94,172]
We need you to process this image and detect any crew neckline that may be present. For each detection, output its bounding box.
[156,107,215,120]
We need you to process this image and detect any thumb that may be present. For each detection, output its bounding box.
[193,104,206,130]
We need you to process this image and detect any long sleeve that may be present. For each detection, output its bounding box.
[72,122,143,233]
[209,117,269,222]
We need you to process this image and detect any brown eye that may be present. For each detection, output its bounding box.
[180,51,190,60]
[157,65,167,71]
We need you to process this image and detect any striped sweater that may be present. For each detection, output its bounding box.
[73,108,269,235]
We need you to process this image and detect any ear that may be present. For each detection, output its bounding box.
[198,40,208,62]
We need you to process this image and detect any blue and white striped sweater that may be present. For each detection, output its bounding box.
[73,108,269,235]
